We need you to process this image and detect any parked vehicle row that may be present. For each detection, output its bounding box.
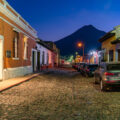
[84,64,98,77]
[72,62,98,77]
[72,63,79,70]
[73,62,120,91]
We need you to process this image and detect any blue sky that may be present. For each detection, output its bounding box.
[7,0,120,41]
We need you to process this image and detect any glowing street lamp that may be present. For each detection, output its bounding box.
[77,42,85,61]
[78,42,82,47]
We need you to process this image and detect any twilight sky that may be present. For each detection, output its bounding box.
[7,0,120,41]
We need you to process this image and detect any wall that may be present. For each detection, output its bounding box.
[0,0,37,79]
[102,35,116,62]
[3,66,32,80]
[36,44,53,68]
[0,18,36,69]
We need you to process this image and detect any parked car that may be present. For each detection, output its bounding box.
[84,64,98,77]
[72,63,76,68]
[72,63,79,70]
[94,62,120,91]
[78,63,87,74]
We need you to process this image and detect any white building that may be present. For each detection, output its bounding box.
[35,39,54,71]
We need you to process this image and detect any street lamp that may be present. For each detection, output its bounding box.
[77,42,85,62]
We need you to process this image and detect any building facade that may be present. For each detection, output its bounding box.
[0,0,37,80]
[36,39,53,71]
[45,41,60,67]
[89,51,99,64]
[99,25,120,63]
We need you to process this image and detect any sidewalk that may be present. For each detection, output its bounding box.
[0,73,40,92]
[48,67,77,72]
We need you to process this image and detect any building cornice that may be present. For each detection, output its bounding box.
[98,32,115,43]
[0,0,37,38]
[0,16,35,40]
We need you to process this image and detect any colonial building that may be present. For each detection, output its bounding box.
[0,0,37,80]
[99,25,120,63]
[36,39,54,71]
[45,41,60,67]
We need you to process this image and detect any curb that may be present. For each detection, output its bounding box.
[0,73,40,92]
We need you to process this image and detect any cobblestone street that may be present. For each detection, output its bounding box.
[1,69,120,120]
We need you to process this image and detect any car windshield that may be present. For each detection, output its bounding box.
[107,64,120,70]
[88,65,98,69]
[80,63,85,65]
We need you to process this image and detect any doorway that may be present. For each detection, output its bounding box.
[109,50,113,62]
[32,51,36,72]
[0,35,3,80]
[37,51,40,71]
[118,49,120,61]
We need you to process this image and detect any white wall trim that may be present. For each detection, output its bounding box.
[12,58,19,60]
[3,65,32,80]
[0,35,4,39]
[4,65,32,71]
[0,16,36,41]
[0,1,37,38]
[13,28,20,33]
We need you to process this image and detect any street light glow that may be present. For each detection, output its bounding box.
[89,50,97,55]
[77,42,82,47]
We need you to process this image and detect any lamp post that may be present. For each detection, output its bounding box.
[77,42,85,62]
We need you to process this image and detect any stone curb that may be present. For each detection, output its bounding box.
[0,73,40,92]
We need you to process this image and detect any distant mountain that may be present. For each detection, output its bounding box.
[55,25,106,56]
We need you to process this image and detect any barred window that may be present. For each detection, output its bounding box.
[109,50,113,62]
[13,31,19,58]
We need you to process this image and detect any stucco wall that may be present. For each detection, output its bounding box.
[3,66,32,80]
[36,44,53,66]
[0,1,37,80]
[1,19,36,69]
[102,36,116,62]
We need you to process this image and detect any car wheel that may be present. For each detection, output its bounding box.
[94,77,98,84]
[100,80,106,91]
[94,75,98,84]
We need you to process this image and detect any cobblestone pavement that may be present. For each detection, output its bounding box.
[1,69,120,120]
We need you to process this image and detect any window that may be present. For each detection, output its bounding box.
[109,50,113,62]
[102,52,107,62]
[23,36,28,60]
[118,49,120,61]
[13,31,19,58]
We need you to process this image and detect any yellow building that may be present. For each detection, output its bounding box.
[75,55,83,63]
[90,56,95,64]
[99,25,120,62]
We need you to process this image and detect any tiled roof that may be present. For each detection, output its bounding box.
[99,32,115,43]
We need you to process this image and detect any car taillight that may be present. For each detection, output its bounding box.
[104,72,114,76]
[86,69,89,72]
